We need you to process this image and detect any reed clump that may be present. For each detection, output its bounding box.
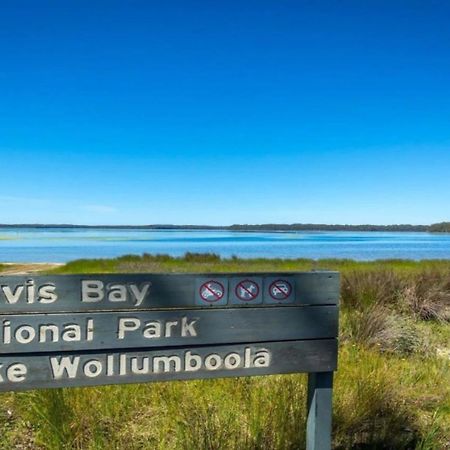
[400,271,450,322]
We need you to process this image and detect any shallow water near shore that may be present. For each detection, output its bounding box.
[1,227,450,262]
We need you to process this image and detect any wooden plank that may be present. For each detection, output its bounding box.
[0,339,338,392]
[306,372,333,450]
[0,272,339,313]
[0,306,338,353]
[297,272,340,306]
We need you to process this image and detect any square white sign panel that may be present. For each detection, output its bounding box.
[263,277,296,304]
[195,278,229,306]
[229,277,263,305]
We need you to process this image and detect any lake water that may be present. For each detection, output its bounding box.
[1,227,450,262]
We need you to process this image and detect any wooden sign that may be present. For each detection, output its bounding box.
[0,272,339,450]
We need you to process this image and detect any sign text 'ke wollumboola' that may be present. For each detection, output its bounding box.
[0,272,339,450]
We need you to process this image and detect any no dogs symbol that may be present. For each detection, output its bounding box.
[269,279,292,300]
[199,280,225,303]
[235,279,260,301]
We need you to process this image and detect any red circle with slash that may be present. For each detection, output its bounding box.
[235,279,260,301]
[269,279,292,300]
[199,280,225,303]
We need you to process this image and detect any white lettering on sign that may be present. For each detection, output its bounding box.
[49,347,271,379]
[81,281,151,306]
[0,281,57,304]
[1,319,94,345]
[0,363,28,383]
[117,316,198,339]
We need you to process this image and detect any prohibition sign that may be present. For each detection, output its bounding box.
[269,279,292,300]
[235,279,260,301]
[199,280,225,303]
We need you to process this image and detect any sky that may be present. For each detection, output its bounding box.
[1,1,450,226]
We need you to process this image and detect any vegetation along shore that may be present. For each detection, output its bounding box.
[0,254,449,449]
[1,221,450,232]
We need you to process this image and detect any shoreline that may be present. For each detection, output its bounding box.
[0,224,442,232]
[0,263,64,275]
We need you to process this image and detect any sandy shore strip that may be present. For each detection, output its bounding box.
[0,263,64,275]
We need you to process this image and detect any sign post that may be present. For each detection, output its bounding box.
[307,371,334,450]
[0,271,339,448]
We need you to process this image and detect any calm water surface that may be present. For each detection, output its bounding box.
[0,228,449,262]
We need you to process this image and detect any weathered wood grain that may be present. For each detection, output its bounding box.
[0,306,338,353]
[0,272,339,313]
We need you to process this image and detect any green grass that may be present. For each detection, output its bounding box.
[1,254,449,449]
[50,252,450,275]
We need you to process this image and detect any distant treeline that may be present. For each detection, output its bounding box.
[1,222,450,232]
[428,222,450,232]
[227,223,430,232]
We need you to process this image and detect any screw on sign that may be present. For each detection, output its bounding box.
[235,279,260,301]
[269,279,292,300]
[199,280,225,303]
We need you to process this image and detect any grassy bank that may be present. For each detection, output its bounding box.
[50,253,450,275]
[0,254,449,449]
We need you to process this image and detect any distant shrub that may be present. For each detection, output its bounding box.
[183,252,221,263]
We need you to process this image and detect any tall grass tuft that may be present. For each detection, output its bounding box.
[333,346,421,450]
[341,269,404,309]
[400,271,450,322]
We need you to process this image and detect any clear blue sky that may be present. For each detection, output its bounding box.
[1,1,449,225]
